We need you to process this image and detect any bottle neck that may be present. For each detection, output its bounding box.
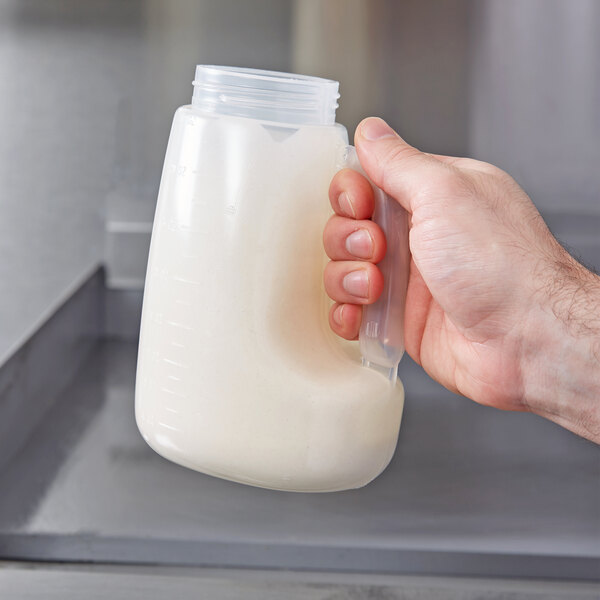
[191,66,339,126]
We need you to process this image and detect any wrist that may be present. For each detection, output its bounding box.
[520,253,600,442]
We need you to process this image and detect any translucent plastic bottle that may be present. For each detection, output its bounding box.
[136,66,409,492]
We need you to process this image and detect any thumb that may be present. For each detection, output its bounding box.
[355,117,443,213]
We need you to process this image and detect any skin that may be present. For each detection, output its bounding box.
[324,117,600,443]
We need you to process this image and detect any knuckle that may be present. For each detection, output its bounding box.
[323,215,341,242]
[379,143,421,189]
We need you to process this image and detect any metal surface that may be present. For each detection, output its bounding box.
[0,269,103,474]
[1,563,598,600]
[0,341,598,579]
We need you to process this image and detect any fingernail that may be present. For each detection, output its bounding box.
[332,304,344,326]
[338,192,355,218]
[342,270,369,298]
[360,117,396,141]
[345,229,373,259]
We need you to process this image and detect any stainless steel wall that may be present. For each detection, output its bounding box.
[0,0,131,360]
[105,0,293,289]
[292,0,470,154]
[1,0,598,356]
[0,0,292,358]
[469,0,600,215]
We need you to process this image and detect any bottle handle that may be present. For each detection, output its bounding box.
[344,146,410,384]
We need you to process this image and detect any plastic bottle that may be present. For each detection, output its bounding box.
[136,66,409,492]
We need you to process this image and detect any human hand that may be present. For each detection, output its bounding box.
[324,117,600,442]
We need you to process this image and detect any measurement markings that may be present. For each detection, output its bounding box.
[172,275,203,285]
[160,387,187,399]
[157,421,178,431]
[162,357,189,369]
[166,320,195,331]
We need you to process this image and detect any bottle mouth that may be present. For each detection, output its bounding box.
[192,65,340,126]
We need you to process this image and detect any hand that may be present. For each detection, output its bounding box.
[324,117,600,442]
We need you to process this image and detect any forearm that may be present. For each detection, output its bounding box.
[521,254,600,442]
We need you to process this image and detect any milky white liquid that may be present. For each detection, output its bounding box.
[135,106,404,492]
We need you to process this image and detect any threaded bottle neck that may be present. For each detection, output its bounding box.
[191,65,340,126]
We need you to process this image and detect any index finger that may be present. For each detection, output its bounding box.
[329,168,375,220]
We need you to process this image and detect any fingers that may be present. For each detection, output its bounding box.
[329,169,375,219]
[324,261,384,305]
[354,117,444,213]
[329,303,362,340]
[325,140,387,341]
[323,215,386,262]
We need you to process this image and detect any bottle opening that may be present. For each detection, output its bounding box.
[192,65,340,126]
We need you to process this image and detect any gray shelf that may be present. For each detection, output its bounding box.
[1,563,599,600]
[0,341,598,580]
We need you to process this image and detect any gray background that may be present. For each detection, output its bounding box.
[0,3,599,593]
[1,0,599,355]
